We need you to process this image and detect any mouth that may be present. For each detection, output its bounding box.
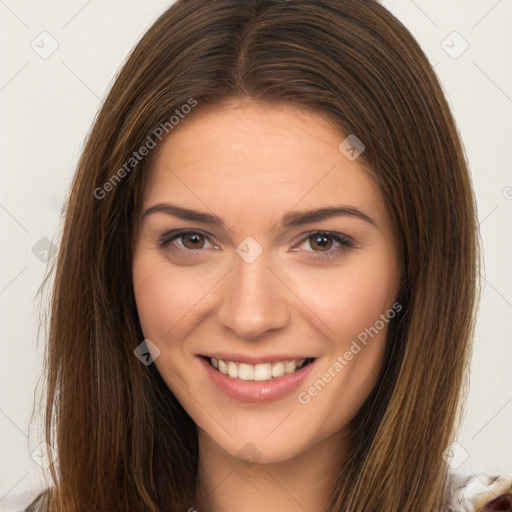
[200,355,316,382]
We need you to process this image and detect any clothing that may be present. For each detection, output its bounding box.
[445,471,512,511]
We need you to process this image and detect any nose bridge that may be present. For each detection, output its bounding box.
[217,247,290,339]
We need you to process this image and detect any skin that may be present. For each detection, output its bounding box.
[132,99,402,512]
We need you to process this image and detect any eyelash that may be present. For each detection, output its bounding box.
[157,229,356,261]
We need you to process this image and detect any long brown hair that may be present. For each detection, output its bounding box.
[28,0,479,510]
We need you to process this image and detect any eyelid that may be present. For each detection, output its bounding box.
[158,229,219,251]
[291,231,355,260]
[291,229,354,245]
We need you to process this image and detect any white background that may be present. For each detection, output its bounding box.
[0,0,511,508]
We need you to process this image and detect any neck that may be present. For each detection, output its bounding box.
[195,429,349,512]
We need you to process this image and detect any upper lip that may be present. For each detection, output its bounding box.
[199,353,316,364]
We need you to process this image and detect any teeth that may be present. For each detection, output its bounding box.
[254,363,271,381]
[227,361,238,378]
[238,363,254,380]
[209,357,309,382]
[285,360,297,373]
[271,361,285,378]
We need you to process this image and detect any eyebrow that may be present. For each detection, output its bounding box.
[142,202,376,231]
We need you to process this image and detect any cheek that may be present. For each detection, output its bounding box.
[289,254,399,346]
[132,260,202,392]
[294,259,398,438]
[132,257,193,340]
[337,269,396,342]
[132,254,227,363]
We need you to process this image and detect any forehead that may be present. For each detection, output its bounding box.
[143,101,390,234]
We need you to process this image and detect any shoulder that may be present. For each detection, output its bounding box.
[445,470,512,511]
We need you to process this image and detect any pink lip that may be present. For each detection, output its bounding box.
[198,356,316,403]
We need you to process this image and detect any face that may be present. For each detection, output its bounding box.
[132,100,402,465]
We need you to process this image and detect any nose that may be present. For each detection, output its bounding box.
[217,251,290,340]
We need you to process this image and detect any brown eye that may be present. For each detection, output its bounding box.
[159,230,217,253]
[295,231,355,261]
[309,232,334,252]
[181,233,206,249]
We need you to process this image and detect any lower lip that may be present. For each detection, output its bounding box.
[199,357,316,403]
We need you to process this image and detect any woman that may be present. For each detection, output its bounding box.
[21,0,511,510]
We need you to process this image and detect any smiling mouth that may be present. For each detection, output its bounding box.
[200,356,316,382]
